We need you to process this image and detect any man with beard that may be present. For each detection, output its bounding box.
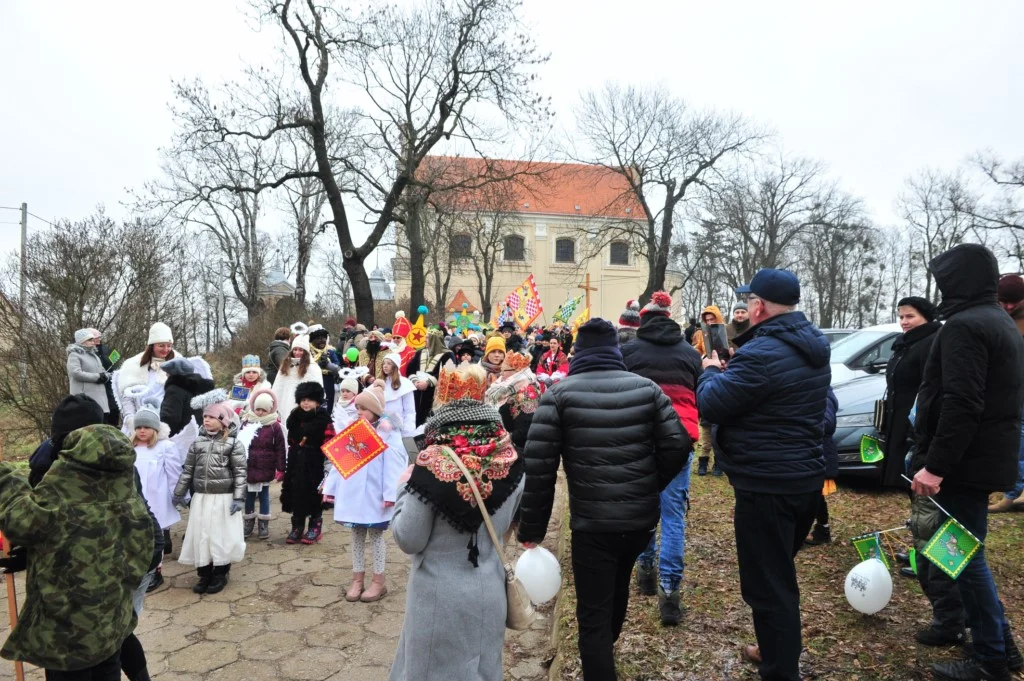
[726,302,750,347]
[358,330,388,386]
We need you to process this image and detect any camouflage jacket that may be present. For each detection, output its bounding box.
[0,425,154,671]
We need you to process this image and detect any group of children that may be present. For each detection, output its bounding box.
[132,338,408,599]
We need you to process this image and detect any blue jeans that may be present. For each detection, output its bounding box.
[637,453,692,592]
[933,488,1011,664]
[1004,419,1024,500]
[245,486,271,516]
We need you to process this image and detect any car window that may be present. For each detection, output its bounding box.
[855,334,897,367]
[831,330,891,364]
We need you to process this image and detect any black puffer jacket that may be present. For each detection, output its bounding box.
[517,369,690,543]
[823,387,839,479]
[161,374,216,436]
[912,244,1024,492]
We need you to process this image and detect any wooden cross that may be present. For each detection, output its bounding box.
[578,272,598,311]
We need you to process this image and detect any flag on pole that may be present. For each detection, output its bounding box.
[570,307,591,337]
[851,532,890,569]
[860,434,884,463]
[922,516,982,579]
[502,275,543,331]
[553,295,584,325]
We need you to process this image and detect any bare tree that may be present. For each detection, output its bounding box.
[896,168,979,300]
[971,151,1024,232]
[279,140,330,305]
[572,84,762,302]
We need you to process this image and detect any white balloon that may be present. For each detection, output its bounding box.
[515,547,562,604]
[844,558,893,614]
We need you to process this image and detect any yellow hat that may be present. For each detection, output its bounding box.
[484,336,507,357]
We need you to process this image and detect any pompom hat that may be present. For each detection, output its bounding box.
[618,299,641,328]
[640,291,673,318]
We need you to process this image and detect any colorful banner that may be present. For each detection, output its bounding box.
[570,307,591,336]
[553,295,583,325]
[502,274,543,332]
[922,516,982,579]
[851,532,890,569]
[860,434,884,463]
[322,418,387,479]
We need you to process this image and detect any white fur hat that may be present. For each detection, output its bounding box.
[291,334,311,353]
[147,322,173,345]
[383,352,402,370]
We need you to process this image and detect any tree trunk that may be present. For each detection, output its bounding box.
[295,238,311,305]
[406,199,426,313]
[344,256,375,326]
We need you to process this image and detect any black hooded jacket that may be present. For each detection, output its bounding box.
[161,373,216,436]
[911,244,1024,492]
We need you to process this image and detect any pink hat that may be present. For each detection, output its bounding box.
[203,401,237,428]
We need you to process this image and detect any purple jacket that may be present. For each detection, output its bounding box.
[246,421,286,484]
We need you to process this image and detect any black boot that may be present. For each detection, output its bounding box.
[658,585,682,626]
[697,457,709,476]
[711,460,724,477]
[286,517,304,544]
[193,565,212,594]
[302,517,323,544]
[205,565,230,595]
[635,564,657,596]
[804,523,831,546]
[146,568,164,593]
[931,658,1010,681]
[163,529,172,556]
[916,626,967,647]
[1005,634,1022,672]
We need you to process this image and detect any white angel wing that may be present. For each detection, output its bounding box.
[166,418,199,485]
[187,356,213,381]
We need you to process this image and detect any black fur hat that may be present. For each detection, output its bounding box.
[295,381,326,404]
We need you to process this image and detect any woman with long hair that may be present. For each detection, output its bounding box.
[381,353,416,436]
[114,322,178,428]
[272,334,323,441]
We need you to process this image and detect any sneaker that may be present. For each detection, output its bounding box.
[636,564,657,596]
[697,458,709,476]
[302,518,323,545]
[657,585,682,626]
[146,570,164,593]
[931,658,1010,681]
[286,527,302,544]
[916,626,967,647]
[804,524,831,546]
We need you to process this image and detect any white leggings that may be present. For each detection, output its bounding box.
[351,527,387,574]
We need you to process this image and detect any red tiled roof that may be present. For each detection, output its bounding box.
[419,156,643,219]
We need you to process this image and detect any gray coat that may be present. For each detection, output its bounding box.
[65,344,110,413]
[389,478,524,681]
[174,428,247,500]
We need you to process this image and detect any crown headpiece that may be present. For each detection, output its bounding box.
[501,351,532,373]
[434,360,487,406]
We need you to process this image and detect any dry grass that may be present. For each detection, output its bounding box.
[554,461,1024,680]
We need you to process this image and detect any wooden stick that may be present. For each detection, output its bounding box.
[0,435,25,681]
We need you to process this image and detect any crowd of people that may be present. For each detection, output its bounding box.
[1,242,1022,681]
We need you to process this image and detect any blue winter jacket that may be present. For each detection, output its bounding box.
[696,311,831,495]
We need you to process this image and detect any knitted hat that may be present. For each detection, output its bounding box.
[732,301,748,312]
[291,334,311,353]
[74,328,100,345]
[241,354,261,370]
[641,291,673,318]
[575,318,618,350]
[897,296,937,322]
[383,352,403,371]
[251,390,276,413]
[147,322,173,345]
[998,274,1024,304]
[295,381,325,404]
[484,336,507,357]
[161,357,195,376]
[51,394,105,438]
[355,380,386,417]
[203,401,237,428]
[340,377,359,395]
[344,318,357,328]
[133,397,162,431]
[618,300,641,328]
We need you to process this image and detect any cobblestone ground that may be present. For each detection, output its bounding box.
[0,482,556,681]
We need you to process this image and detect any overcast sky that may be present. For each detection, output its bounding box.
[2,0,1022,255]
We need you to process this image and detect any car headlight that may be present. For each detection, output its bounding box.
[836,413,873,428]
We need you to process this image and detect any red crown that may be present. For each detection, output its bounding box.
[434,361,487,405]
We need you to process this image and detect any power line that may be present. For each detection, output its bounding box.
[26,211,57,228]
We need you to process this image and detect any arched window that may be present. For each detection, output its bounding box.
[555,237,575,264]
[451,233,472,259]
[610,241,630,265]
[504,234,525,261]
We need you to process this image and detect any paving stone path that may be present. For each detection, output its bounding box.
[0,483,557,681]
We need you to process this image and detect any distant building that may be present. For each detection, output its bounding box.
[369,267,393,302]
[258,269,296,308]
[393,157,683,324]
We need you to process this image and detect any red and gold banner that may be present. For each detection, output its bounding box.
[322,418,387,479]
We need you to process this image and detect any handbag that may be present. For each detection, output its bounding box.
[873,397,888,434]
[441,446,536,631]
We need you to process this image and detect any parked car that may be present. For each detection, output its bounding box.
[829,323,902,385]
[833,373,887,479]
[820,328,855,345]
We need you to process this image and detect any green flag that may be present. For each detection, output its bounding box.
[908,548,918,575]
[860,434,885,463]
[851,532,890,569]
[108,349,121,365]
[921,516,982,579]
[553,295,583,325]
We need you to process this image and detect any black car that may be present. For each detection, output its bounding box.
[833,373,887,479]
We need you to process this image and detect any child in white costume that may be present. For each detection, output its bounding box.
[322,380,407,603]
[381,353,416,436]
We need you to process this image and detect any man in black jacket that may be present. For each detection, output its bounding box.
[519,318,690,681]
[910,244,1024,681]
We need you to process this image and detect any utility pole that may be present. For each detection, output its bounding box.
[18,203,28,392]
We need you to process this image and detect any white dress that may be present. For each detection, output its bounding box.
[134,438,186,530]
[383,376,417,436]
[321,419,408,528]
[178,494,246,567]
[272,361,324,440]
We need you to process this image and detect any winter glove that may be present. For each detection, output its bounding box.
[317,357,329,369]
[97,373,110,384]
[0,546,27,574]
[229,499,244,515]
[171,495,188,509]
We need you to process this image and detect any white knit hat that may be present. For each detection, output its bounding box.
[340,377,359,395]
[74,328,100,345]
[291,334,311,353]
[383,352,402,370]
[147,322,173,345]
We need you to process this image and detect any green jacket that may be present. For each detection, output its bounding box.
[0,425,153,671]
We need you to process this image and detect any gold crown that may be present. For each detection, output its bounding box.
[501,351,532,373]
[434,361,487,406]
